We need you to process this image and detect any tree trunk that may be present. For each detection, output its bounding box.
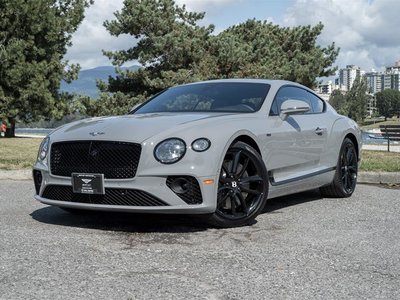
[5,118,16,138]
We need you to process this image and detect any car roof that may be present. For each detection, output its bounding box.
[179,78,310,91]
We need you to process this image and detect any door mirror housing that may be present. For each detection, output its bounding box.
[280,99,310,120]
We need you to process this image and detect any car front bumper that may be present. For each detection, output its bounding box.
[33,167,219,214]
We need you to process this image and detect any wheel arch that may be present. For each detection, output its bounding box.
[344,133,359,160]
[231,135,262,156]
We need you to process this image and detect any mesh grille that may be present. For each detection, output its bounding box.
[33,170,42,195]
[50,141,141,179]
[166,176,203,205]
[42,185,169,206]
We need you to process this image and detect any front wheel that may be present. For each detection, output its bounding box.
[207,142,268,228]
[320,137,358,198]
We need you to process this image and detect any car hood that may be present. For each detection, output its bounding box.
[50,112,234,143]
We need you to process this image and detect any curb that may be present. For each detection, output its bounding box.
[1,169,399,185]
[0,169,32,181]
[358,171,400,185]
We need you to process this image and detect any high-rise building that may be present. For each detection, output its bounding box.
[338,65,362,91]
[365,71,382,94]
[365,60,400,94]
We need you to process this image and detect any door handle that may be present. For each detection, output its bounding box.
[315,127,324,135]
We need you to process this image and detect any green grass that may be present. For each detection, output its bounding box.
[0,137,43,170]
[360,150,400,172]
[0,138,399,173]
[360,119,400,131]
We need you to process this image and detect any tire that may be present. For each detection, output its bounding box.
[320,137,358,198]
[207,142,269,228]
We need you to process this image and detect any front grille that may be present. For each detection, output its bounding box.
[33,170,42,195]
[50,141,141,179]
[42,185,169,206]
[166,176,203,205]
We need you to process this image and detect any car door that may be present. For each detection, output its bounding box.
[262,86,328,183]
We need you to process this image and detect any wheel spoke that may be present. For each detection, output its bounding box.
[348,166,357,173]
[237,157,249,178]
[217,189,231,207]
[346,149,353,165]
[219,177,230,184]
[240,186,261,195]
[230,150,241,175]
[237,192,248,215]
[344,173,348,189]
[241,175,263,183]
[348,173,354,186]
[230,196,237,215]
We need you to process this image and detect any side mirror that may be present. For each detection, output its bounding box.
[280,99,310,120]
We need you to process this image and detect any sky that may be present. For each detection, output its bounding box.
[65,0,400,74]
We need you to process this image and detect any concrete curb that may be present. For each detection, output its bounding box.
[1,169,399,185]
[358,171,400,185]
[0,169,32,181]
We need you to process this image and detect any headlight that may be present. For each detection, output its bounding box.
[37,136,50,161]
[191,138,211,152]
[154,138,186,164]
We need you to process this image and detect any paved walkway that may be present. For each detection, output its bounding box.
[362,144,400,152]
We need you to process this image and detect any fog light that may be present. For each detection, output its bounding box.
[169,178,190,194]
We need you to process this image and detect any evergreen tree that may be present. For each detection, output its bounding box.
[0,0,92,136]
[346,75,368,122]
[375,89,400,120]
[88,0,339,116]
[329,90,348,116]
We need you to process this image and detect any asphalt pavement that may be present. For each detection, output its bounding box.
[0,180,399,299]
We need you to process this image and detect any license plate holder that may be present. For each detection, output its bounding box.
[72,173,105,195]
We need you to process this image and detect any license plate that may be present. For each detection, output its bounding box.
[72,173,105,195]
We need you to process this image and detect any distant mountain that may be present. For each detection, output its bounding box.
[60,65,140,98]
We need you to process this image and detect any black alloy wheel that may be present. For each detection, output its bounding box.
[320,137,358,198]
[208,142,268,227]
[340,141,358,194]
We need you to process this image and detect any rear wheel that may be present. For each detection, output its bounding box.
[320,137,358,198]
[208,142,268,228]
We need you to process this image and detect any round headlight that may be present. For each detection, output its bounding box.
[38,136,50,161]
[154,138,186,164]
[191,138,211,152]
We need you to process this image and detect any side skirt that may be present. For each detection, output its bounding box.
[268,167,336,186]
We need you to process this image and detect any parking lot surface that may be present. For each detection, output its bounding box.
[0,181,399,299]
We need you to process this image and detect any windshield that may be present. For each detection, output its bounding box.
[133,82,270,114]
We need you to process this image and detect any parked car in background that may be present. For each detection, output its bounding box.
[33,79,362,227]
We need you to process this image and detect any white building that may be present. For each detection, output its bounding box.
[365,60,400,93]
[338,65,363,91]
[365,71,382,94]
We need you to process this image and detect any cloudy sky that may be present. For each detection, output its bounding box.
[65,0,400,74]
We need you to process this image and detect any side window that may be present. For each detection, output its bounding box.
[307,91,325,113]
[269,86,312,115]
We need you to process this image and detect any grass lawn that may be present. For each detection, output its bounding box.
[360,150,400,172]
[0,137,399,172]
[361,119,400,131]
[0,137,43,170]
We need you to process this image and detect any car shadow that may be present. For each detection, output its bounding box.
[263,189,323,213]
[30,207,210,233]
[30,189,323,233]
